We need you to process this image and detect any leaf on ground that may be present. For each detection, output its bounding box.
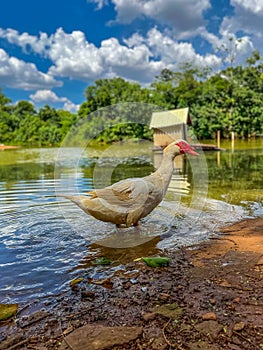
[92,257,113,266]
[152,303,183,319]
[70,278,84,286]
[0,303,18,321]
[133,257,142,262]
[142,256,170,268]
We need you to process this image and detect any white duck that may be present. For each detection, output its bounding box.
[59,140,198,227]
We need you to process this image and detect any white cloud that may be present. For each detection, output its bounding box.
[46,28,221,82]
[0,28,50,54]
[219,0,263,46]
[90,0,108,9]
[47,28,104,79]
[89,0,211,38]
[63,100,80,113]
[232,0,263,14]
[30,89,66,103]
[0,48,62,90]
[198,0,260,66]
[200,28,254,66]
[127,28,221,71]
[29,89,80,112]
[0,27,222,85]
[99,37,159,81]
[46,29,157,82]
[88,0,263,64]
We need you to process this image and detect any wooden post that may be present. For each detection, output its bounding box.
[217,130,220,150]
[231,131,235,152]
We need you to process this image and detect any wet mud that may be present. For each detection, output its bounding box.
[0,218,262,350]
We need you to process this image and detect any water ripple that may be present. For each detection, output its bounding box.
[0,178,89,303]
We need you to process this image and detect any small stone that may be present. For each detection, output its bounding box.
[59,325,142,350]
[151,337,167,350]
[195,321,222,339]
[159,292,170,300]
[81,291,95,301]
[233,321,245,331]
[233,297,241,303]
[162,282,172,290]
[141,312,156,322]
[202,312,217,321]
[71,284,79,292]
[232,336,242,345]
[219,280,232,288]
[123,282,132,289]
[130,278,138,284]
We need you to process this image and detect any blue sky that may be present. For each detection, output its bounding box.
[0,0,262,112]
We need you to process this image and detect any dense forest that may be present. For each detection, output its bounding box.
[0,50,263,146]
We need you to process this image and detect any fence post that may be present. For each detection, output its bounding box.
[217,130,220,149]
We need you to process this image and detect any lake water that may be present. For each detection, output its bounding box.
[0,139,262,304]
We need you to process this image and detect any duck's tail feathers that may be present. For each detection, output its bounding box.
[56,194,83,205]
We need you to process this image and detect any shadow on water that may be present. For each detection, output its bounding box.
[72,236,161,271]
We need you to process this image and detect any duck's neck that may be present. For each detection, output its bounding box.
[155,154,176,194]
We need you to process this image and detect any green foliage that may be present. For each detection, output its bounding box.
[0,303,18,321]
[92,257,113,266]
[1,50,263,145]
[142,256,170,267]
[83,77,151,113]
[0,98,78,146]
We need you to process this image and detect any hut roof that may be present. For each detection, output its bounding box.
[150,107,191,129]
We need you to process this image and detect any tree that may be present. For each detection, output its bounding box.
[0,88,12,112]
[39,125,62,145]
[38,105,60,125]
[83,77,151,112]
[57,109,78,137]
[13,100,36,117]
[14,115,42,145]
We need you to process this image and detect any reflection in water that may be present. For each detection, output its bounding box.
[0,141,262,303]
[74,236,161,271]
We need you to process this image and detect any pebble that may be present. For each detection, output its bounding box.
[141,312,156,321]
[159,292,170,300]
[201,312,217,321]
[233,321,245,331]
[123,282,132,289]
[130,278,138,284]
[233,297,241,303]
[80,291,95,301]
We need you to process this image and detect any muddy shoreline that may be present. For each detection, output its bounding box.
[1,217,263,350]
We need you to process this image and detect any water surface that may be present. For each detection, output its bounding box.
[0,139,262,303]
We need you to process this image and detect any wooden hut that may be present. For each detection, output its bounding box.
[150,107,191,147]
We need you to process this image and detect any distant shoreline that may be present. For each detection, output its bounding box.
[0,145,20,150]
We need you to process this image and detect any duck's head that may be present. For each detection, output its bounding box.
[175,140,199,156]
[164,140,199,158]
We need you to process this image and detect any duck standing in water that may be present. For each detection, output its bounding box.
[58,140,199,227]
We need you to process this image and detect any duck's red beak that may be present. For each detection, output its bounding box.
[176,141,199,156]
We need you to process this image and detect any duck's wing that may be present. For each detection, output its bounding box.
[87,178,154,207]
